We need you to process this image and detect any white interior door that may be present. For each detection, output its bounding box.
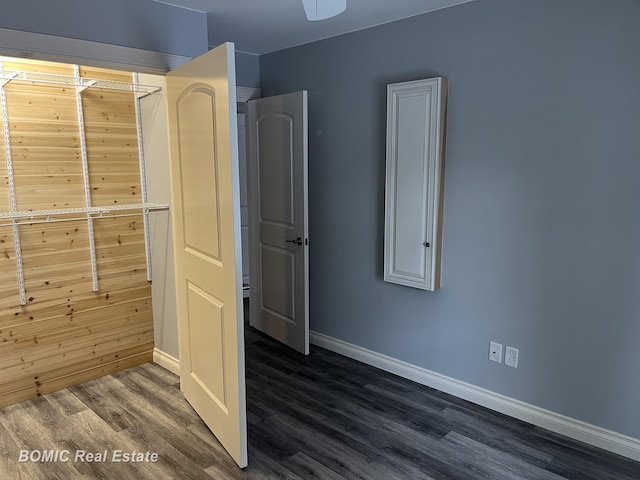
[247,91,309,355]
[166,43,247,468]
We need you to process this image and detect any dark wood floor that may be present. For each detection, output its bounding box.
[1,326,639,479]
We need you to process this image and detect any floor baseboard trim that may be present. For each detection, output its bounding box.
[153,348,180,376]
[310,330,640,462]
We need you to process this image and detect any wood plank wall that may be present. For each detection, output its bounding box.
[0,58,154,408]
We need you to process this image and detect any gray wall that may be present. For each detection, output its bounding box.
[260,0,640,439]
[235,52,261,88]
[1,0,257,85]
[0,0,208,58]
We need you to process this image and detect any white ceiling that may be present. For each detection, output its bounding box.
[154,0,475,55]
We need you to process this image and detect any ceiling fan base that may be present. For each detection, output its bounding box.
[302,0,347,21]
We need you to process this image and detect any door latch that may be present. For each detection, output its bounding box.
[286,237,304,246]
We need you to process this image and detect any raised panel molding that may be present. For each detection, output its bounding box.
[384,77,447,291]
[257,114,295,226]
[259,244,296,323]
[177,87,222,263]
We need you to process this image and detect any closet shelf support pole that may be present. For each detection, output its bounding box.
[0,59,26,305]
[133,73,153,282]
[74,65,99,292]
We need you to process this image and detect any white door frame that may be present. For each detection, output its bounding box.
[235,88,262,300]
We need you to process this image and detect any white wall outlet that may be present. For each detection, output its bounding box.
[489,341,502,363]
[505,346,519,368]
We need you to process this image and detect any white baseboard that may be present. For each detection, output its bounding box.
[153,348,180,376]
[310,330,640,462]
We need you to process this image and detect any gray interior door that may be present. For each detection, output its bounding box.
[247,91,309,355]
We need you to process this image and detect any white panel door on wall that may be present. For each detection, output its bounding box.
[166,42,247,468]
[247,91,309,355]
[384,77,447,291]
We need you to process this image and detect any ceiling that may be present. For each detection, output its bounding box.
[154,0,475,55]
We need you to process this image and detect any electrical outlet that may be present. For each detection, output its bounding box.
[489,341,502,363]
[505,346,519,368]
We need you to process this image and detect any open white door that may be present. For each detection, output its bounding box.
[166,43,247,468]
[247,91,309,355]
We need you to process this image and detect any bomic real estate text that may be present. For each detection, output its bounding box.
[18,450,159,463]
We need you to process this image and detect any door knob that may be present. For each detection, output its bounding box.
[286,237,304,246]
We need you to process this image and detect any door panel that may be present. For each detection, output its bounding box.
[187,282,226,405]
[177,90,221,261]
[166,42,247,468]
[260,245,295,322]
[248,91,309,355]
[258,115,294,225]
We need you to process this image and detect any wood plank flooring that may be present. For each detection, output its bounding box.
[1,325,639,479]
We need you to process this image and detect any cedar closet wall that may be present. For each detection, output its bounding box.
[0,58,155,407]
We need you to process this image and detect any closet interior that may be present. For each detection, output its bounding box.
[0,57,167,407]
